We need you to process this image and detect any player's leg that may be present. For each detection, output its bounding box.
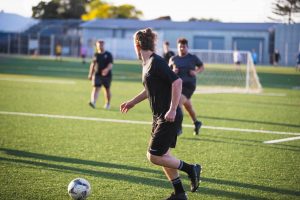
[102,76,112,109]
[90,86,100,108]
[103,87,111,109]
[147,118,202,193]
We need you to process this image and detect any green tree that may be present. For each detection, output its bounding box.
[32,0,89,19]
[271,0,300,24]
[82,0,143,20]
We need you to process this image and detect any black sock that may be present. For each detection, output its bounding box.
[171,177,185,194]
[178,160,193,176]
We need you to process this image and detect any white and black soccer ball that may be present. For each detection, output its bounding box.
[67,178,91,200]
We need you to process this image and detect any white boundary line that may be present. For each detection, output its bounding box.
[0,77,75,84]
[1,111,300,136]
[264,136,300,144]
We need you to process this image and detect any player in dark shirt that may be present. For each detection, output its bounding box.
[120,28,202,200]
[163,41,175,63]
[169,38,204,136]
[88,40,113,109]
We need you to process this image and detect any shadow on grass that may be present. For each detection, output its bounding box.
[181,136,300,152]
[1,148,299,198]
[199,115,300,129]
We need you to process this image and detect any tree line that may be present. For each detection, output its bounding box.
[32,0,300,23]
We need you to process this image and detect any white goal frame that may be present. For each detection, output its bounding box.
[186,49,263,94]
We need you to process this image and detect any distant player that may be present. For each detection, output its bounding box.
[169,38,204,136]
[88,40,113,109]
[120,28,202,200]
[233,49,242,70]
[163,41,175,63]
[55,43,62,61]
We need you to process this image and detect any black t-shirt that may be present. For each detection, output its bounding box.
[93,51,113,76]
[163,50,175,63]
[169,53,203,85]
[142,53,179,117]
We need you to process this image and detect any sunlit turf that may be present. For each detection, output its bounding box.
[0,55,299,200]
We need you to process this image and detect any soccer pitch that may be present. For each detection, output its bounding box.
[0,55,299,200]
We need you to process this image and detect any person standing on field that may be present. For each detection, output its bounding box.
[120,28,202,200]
[163,41,175,63]
[169,38,204,136]
[88,40,113,109]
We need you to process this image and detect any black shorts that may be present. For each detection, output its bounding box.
[148,108,183,156]
[182,82,196,99]
[92,74,112,88]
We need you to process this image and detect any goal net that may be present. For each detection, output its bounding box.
[188,49,262,94]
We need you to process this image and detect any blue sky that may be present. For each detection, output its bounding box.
[1,0,299,22]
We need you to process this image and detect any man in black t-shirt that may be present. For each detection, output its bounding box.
[120,28,202,200]
[163,41,175,63]
[169,38,204,136]
[88,40,113,109]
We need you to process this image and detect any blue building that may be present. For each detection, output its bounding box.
[80,19,278,64]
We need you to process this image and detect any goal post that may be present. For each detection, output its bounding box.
[187,49,262,94]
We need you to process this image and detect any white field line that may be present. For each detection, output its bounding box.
[0,77,75,84]
[1,111,300,136]
[264,136,300,144]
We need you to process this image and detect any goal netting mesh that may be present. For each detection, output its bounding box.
[188,49,262,94]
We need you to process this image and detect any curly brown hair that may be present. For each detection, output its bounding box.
[134,28,157,51]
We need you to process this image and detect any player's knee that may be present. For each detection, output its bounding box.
[146,152,161,165]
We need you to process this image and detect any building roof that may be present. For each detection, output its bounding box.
[0,12,39,33]
[80,19,277,32]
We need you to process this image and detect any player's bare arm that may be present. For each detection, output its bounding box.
[120,89,148,113]
[88,61,95,80]
[190,64,204,76]
[164,78,182,122]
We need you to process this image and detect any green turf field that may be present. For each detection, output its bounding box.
[0,55,299,200]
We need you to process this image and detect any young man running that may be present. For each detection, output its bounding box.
[120,28,202,200]
[169,38,204,135]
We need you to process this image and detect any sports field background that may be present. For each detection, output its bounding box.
[0,55,299,199]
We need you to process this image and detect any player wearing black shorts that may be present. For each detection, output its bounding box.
[120,28,202,200]
[88,40,113,109]
[169,38,204,136]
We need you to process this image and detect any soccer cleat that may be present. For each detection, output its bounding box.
[103,103,110,110]
[189,164,202,192]
[193,120,202,135]
[165,192,187,200]
[89,102,95,109]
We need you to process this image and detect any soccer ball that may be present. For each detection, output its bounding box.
[67,178,91,200]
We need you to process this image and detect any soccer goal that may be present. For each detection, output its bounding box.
[189,49,262,94]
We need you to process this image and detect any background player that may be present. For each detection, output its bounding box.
[88,40,113,109]
[169,38,204,136]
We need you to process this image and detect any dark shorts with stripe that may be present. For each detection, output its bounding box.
[92,74,112,88]
[148,108,183,156]
[182,82,196,99]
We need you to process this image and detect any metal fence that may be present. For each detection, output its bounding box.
[0,33,81,57]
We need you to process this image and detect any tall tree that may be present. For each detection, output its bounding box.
[271,0,300,24]
[32,0,89,19]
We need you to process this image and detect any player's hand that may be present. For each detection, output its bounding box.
[189,70,197,76]
[164,109,176,122]
[102,69,109,76]
[172,67,179,74]
[120,101,135,113]
[88,75,92,80]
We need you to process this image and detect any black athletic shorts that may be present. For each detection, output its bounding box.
[148,108,183,156]
[92,74,112,88]
[182,82,196,99]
